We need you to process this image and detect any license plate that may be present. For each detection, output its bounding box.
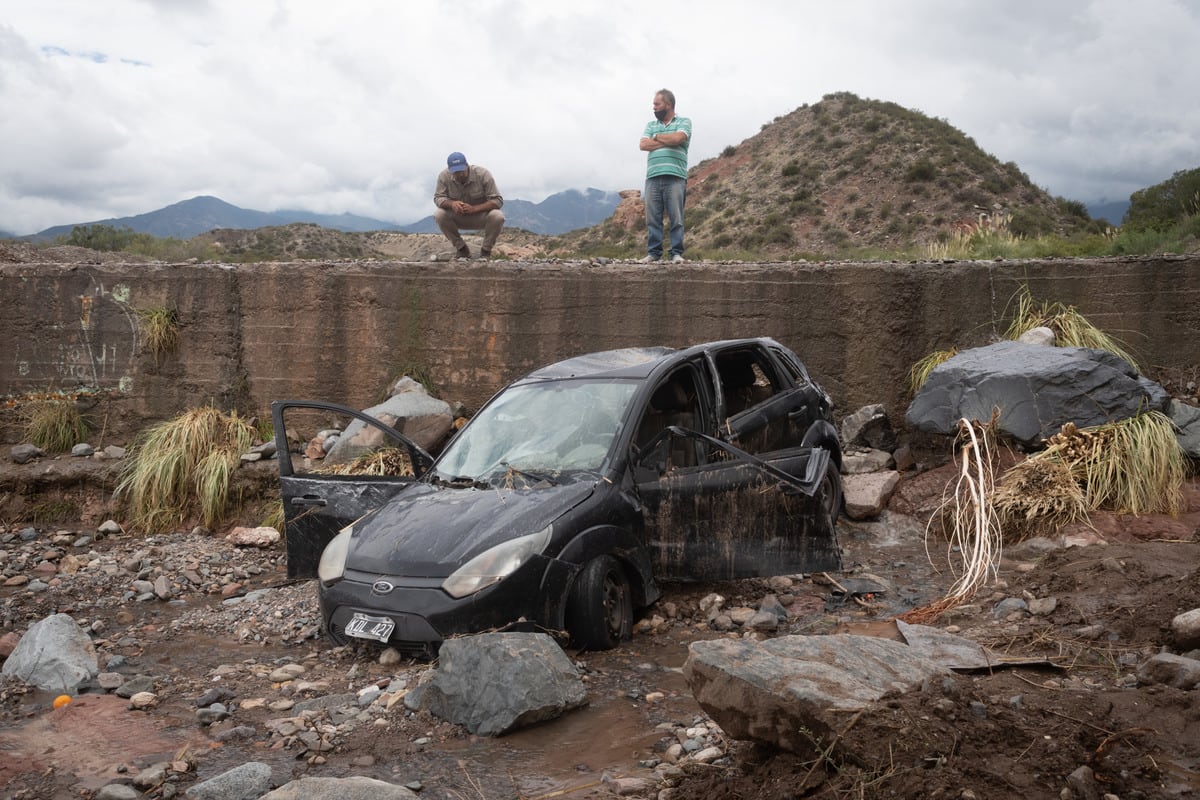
[344,612,395,643]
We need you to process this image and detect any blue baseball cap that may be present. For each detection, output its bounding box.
[447,152,468,173]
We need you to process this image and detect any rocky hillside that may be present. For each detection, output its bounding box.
[557,92,1096,258]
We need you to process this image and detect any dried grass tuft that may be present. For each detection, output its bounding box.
[993,456,1088,541]
[1041,413,1184,516]
[319,447,414,477]
[1004,286,1140,370]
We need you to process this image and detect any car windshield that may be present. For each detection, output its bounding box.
[432,379,639,484]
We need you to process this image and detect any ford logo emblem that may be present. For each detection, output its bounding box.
[371,580,394,595]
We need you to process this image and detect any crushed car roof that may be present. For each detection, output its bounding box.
[520,338,786,382]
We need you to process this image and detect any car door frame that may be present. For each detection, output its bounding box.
[632,350,841,581]
[270,399,434,579]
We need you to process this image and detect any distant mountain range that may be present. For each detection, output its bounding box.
[20,189,623,242]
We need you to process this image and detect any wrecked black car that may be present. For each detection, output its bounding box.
[271,337,843,656]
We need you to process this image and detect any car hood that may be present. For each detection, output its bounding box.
[344,479,597,577]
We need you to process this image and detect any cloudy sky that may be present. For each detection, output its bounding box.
[3,0,1198,235]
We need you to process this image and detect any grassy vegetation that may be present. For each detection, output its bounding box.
[19,394,90,452]
[993,412,1186,541]
[1003,285,1140,369]
[114,406,258,533]
[134,306,179,361]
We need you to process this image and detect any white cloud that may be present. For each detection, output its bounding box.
[2,0,1199,234]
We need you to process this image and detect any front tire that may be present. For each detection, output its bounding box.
[566,555,633,651]
[817,462,843,525]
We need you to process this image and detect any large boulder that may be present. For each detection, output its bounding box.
[1,613,98,693]
[683,633,949,757]
[325,377,453,463]
[906,341,1169,445]
[414,632,588,736]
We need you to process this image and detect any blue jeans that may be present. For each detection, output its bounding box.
[644,176,686,259]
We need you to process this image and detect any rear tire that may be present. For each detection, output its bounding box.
[566,555,633,651]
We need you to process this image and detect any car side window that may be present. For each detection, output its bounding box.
[634,368,705,472]
[716,350,782,418]
[769,347,810,390]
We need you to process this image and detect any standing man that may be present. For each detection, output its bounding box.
[433,152,505,259]
[638,89,691,263]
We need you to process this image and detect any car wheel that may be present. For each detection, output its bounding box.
[566,555,633,650]
[817,461,843,524]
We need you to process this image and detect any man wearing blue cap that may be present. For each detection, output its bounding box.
[433,152,505,259]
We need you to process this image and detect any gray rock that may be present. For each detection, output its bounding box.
[261,776,418,799]
[993,597,1029,619]
[684,633,949,756]
[11,443,45,464]
[95,784,141,800]
[1170,400,1200,459]
[1,613,99,693]
[839,404,896,451]
[1172,607,1200,651]
[325,381,451,463]
[183,761,273,800]
[418,632,587,736]
[906,341,1169,445]
[841,447,894,474]
[1136,653,1200,689]
[1015,325,1056,346]
[842,470,900,520]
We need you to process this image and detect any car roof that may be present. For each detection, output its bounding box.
[518,338,786,382]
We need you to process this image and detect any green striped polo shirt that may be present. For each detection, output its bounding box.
[643,115,692,180]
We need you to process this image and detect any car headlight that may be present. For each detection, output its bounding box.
[318,527,354,584]
[442,525,552,599]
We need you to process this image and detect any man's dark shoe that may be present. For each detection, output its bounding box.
[455,246,472,259]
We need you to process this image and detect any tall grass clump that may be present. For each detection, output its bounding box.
[908,348,958,394]
[20,394,89,453]
[1003,286,1140,370]
[115,406,257,533]
[135,306,179,361]
[1039,413,1185,516]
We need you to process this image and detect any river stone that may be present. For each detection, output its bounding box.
[261,776,418,799]
[183,761,273,800]
[1,612,99,693]
[418,632,587,736]
[683,633,949,756]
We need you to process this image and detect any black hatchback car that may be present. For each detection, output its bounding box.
[272,337,843,656]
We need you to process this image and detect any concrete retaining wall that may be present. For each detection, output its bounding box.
[3,255,1199,445]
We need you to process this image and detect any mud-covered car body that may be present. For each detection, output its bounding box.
[272,337,843,656]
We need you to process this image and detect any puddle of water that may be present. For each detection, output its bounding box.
[0,693,210,791]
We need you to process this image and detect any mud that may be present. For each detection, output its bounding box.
[1,473,1199,799]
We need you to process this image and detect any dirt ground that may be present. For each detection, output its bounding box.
[1,467,1199,800]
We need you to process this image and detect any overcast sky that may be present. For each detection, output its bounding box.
[3,0,1199,235]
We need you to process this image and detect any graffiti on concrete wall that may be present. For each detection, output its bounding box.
[7,276,139,396]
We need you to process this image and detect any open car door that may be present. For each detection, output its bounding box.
[636,427,842,581]
[271,400,434,579]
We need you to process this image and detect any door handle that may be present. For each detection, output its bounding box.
[787,406,809,420]
[290,495,328,507]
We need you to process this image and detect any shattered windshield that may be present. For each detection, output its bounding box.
[432,379,639,484]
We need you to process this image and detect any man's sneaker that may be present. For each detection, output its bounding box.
[475,249,492,260]
[671,254,685,263]
[638,255,659,263]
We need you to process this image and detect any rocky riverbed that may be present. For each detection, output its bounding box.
[2,468,1200,799]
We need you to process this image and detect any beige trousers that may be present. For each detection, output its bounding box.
[434,208,506,251]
